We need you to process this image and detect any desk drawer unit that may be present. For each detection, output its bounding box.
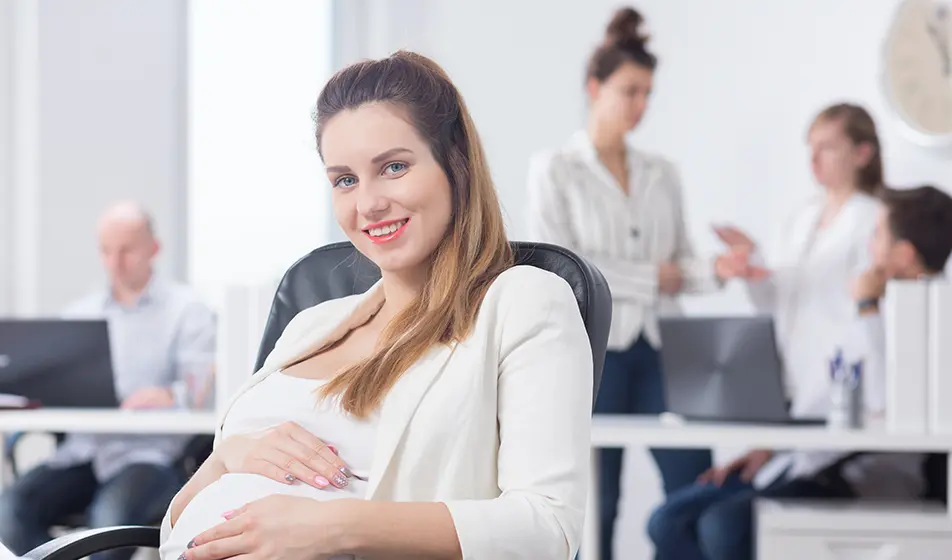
[756,500,952,560]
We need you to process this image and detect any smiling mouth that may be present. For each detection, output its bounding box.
[363,218,409,244]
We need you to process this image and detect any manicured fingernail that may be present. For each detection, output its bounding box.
[178,554,186,560]
[187,539,196,549]
[332,473,348,488]
[222,509,235,519]
[315,475,329,488]
[339,465,352,477]
[328,445,338,455]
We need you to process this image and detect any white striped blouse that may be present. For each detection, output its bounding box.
[526,131,720,351]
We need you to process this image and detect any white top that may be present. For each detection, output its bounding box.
[746,193,878,406]
[159,372,378,560]
[747,194,925,498]
[526,131,719,351]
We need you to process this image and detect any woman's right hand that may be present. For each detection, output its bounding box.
[713,224,756,254]
[213,421,353,490]
[696,449,773,487]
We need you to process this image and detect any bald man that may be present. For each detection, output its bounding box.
[0,202,217,560]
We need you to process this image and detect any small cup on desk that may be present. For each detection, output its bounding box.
[175,362,216,410]
[828,352,864,431]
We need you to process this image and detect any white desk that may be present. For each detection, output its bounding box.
[0,409,218,435]
[4,410,950,558]
[0,409,218,487]
[581,415,952,560]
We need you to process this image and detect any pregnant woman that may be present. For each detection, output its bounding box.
[160,51,594,560]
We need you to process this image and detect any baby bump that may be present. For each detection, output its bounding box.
[161,473,366,560]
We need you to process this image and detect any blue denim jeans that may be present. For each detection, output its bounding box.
[646,472,854,560]
[0,462,182,560]
[594,336,713,560]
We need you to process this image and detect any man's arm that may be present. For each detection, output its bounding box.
[851,267,888,413]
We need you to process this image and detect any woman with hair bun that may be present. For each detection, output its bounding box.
[527,7,755,559]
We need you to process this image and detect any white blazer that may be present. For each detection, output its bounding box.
[747,192,880,413]
[527,131,719,351]
[160,265,594,560]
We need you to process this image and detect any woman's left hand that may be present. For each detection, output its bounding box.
[183,495,352,560]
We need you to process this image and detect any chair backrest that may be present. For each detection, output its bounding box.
[254,241,611,406]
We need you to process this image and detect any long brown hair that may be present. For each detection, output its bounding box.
[812,103,884,195]
[313,51,514,417]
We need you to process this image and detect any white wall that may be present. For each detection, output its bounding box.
[38,0,188,313]
[416,1,952,315]
[351,0,952,557]
[1,0,188,316]
[187,0,333,307]
[0,1,13,315]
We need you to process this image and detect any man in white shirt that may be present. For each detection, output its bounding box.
[0,203,216,560]
[645,185,952,560]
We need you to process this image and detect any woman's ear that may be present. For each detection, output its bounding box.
[895,239,920,272]
[585,77,601,103]
[853,141,875,169]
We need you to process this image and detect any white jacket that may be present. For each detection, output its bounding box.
[747,192,880,407]
[161,265,594,559]
[527,131,719,351]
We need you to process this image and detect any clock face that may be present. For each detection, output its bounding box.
[883,0,952,144]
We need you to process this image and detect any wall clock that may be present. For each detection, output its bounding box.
[883,0,952,147]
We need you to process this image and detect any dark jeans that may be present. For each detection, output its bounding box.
[646,471,855,560]
[0,462,183,560]
[594,336,712,560]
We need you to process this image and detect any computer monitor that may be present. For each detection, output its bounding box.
[658,316,810,424]
[0,320,119,408]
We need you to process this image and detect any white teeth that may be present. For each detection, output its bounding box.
[367,219,407,237]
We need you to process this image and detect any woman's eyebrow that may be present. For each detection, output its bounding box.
[371,147,413,163]
[325,148,413,173]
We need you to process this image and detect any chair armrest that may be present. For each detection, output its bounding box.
[21,526,159,560]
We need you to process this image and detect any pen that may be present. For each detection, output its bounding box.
[830,348,844,381]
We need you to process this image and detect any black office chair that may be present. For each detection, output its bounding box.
[21,240,612,560]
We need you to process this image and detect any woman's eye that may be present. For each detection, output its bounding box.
[334,175,357,189]
[384,162,408,175]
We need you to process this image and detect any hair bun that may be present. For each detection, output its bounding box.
[605,7,648,47]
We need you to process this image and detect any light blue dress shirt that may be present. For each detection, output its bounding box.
[46,277,217,481]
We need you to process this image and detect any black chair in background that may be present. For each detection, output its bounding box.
[923,453,948,504]
[21,241,612,560]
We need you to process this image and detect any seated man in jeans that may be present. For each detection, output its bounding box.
[0,202,216,560]
[646,185,952,560]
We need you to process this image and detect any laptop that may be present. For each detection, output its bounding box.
[0,320,119,408]
[658,316,823,425]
